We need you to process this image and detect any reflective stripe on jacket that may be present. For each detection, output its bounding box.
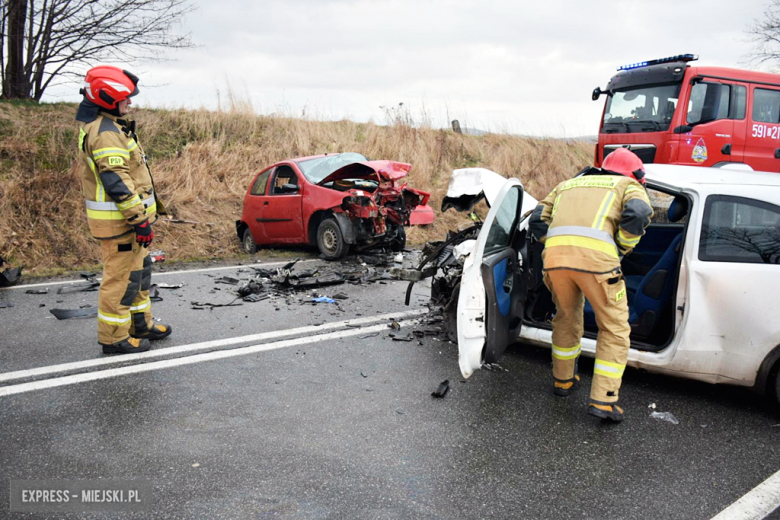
[78,113,164,239]
[529,171,653,274]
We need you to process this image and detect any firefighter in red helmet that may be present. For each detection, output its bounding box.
[76,65,172,354]
[529,148,653,422]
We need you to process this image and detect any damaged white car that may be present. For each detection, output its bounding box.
[403,165,780,402]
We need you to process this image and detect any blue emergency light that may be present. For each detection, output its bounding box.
[617,54,698,71]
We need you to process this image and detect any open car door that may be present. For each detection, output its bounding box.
[457,179,527,378]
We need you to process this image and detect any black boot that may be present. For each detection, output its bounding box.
[101,337,151,355]
[132,323,172,341]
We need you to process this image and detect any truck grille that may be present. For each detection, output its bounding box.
[604,145,656,164]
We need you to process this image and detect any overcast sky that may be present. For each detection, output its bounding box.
[45,0,774,137]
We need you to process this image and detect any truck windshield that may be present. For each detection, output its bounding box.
[295,153,369,183]
[602,83,682,133]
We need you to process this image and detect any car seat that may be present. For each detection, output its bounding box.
[583,196,688,337]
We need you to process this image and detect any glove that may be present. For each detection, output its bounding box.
[134,220,154,248]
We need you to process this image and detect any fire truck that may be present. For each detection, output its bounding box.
[593,54,780,172]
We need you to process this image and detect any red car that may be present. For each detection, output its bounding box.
[236,153,434,259]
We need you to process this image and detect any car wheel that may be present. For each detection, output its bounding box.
[317,218,348,260]
[390,225,407,252]
[242,228,256,254]
[774,367,780,405]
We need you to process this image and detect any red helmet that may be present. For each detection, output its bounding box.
[81,66,139,110]
[602,148,646,185]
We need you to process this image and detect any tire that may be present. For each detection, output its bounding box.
[773,368,780,405]
[317,218,349,260]
[242,228,256,254]
[390,225,407,252]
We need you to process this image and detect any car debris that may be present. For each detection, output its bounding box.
[650,411,680,425]
[0,301,14,309]
[50,307,97,320]
[311,296,336,304]
[390,334,414,342]
[431,380,450,398]
[0,255,21,287]
[191,298,243,310]
[236,152,434,260]
[57,275,100,294]
[25,288,49,295]
[243,293,269,303]
[150,287,163,302]
[214,276,240,285]
[149,250,166,263]
[156,283,184,289]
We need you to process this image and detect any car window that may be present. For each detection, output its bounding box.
[484,185,520,255]
[271,165,299,195]
[250,168,272,196]
[687,82,730,125]
[752,88,780,123]
[699,195,780,264]
[647,189,688,224]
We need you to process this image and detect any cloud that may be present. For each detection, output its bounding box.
[45,0,770,137]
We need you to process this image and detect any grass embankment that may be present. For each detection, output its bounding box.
[0,101,593,275]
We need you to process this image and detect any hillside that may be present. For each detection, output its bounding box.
[0,101,593,274]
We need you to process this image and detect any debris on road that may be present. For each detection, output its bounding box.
[57,275,100,294]
[648,403,657,410]
[191,298,242,310]
[312,296,336,304]
[389,320,401,330]
[0,255,21,287]
[0,301,14,309]
[650,411,680,425]
[431,380,450,398]
[150,288,163,302]
[156,283,184,289]
[358,332,380,339]
[214,276,240,285]
[149,250,166,263]
[243,293,269,303]
[50,307,97,320]
[390,334,414,342]
[25,288,49,294]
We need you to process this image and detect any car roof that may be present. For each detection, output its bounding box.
[645,163,780,189]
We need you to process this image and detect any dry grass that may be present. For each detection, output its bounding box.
[0,100,593,274]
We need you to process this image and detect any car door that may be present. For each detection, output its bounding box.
[678,80,736,167]
[456,179,527,379]
[261,164,305,243]
[744,85,780,172]
[245,167,273,244]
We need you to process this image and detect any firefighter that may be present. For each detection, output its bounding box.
[76,65,172,354]
[529,148,653,422]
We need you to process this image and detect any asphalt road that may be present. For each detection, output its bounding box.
[1,257,779,519]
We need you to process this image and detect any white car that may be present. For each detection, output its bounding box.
[417,165,780,402]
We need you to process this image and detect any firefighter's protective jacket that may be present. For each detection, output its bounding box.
[529,168,653,274]
[77,112,166,239]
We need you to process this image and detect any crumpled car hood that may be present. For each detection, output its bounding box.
[317,160,412,186]
[441,167,538,216]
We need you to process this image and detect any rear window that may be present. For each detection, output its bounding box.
[699,195,780,264]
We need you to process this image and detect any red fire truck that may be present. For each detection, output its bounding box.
[593,54,780,172]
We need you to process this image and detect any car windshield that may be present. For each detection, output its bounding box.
[602,83,682,133]
[295,153,369,183]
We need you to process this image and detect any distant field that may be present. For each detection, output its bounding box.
[0,101,592,274]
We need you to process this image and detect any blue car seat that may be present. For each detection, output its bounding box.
[583,196,688,337]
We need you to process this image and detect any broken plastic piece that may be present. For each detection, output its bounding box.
[650,411,679,425]
[394,253,403,263]
[431,380,450,398]
[57,279,100,294]
[149,250,166,263]
[0,266,22,287]
[389,320,401,330]
[0,301,14,309]
[156,283,184,289]
[312,296,336,304]
[391,335,414,342]
[215,276,240,285]
[332,293,349,300]
[150,288,163,302]
[25,288,49,294]
[243,293,269,302]
[50,307,97,320]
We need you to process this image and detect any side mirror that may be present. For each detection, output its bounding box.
[282,183,299,193]
[592,87,603,101]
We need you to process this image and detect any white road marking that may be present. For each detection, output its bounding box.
[0,309,428,383]
[0,318,424,398]
[711,469,780,520]
[0,259,316,291]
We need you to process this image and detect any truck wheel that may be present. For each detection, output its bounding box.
[317,218,348,260]
[390,225,407,252]
[242,228,256,254]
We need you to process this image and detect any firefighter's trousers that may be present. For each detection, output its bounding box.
[97,234,153,345]
[544,269,630,403]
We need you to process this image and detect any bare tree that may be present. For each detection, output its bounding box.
[0,0,195,101]
[747,0,780,66]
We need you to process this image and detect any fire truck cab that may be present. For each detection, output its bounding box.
[594,54,780,173]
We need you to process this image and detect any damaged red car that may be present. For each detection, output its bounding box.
[236,153,434,259]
